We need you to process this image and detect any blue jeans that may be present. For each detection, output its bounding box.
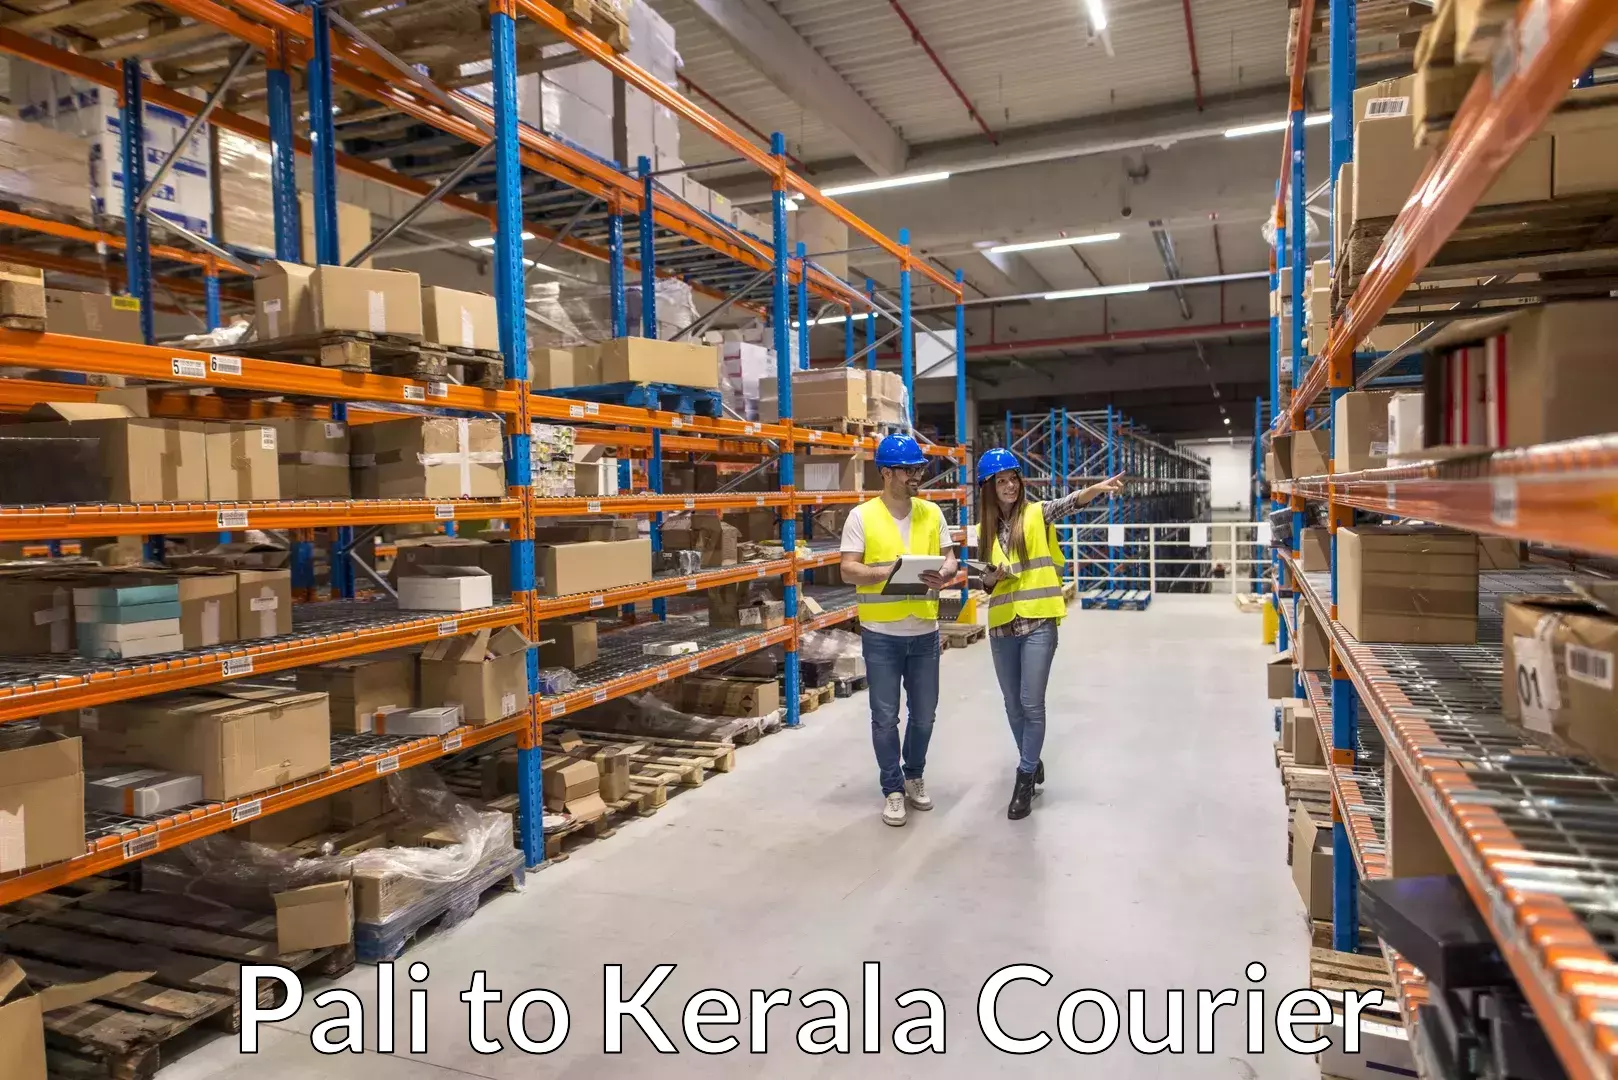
[862,630,940,796]
[989,620,1058,775]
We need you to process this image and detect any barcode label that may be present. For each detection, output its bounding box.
[434,504,456,520]
[1491,477,1518,526]
[1521,0,1549,68]
[815,495,825,505]
[376,756,400,774]
[587,501,601,513]
[403,385,426,401]
[593,689,607,703]
[755,496,765,506]
[756,567,767,578]
[217,510,249,529]
[809,430,821,442]
[231,800,262,823]
[734,644,746,657]
[745,423,760,434]
[586,402,599,415]
[325,422,345,439]
[549,702,567,717]
[684,498,695,509]
[441,733,463,752]
[123,834,158,860]
[1567,645,1614,690]
[569,405,584,418]
[437,619,458,636]
[210,355,242,376]
[222,656,253,677]
[589,595,605,608]
[687,660,699,673]
[671,416,683,428]
[1386,482,1397,510]
[1364,96,1409,118]
[171,358,207,379]
[428,382,449,399]
[1491,21,1518,93]
[685,579,696,591]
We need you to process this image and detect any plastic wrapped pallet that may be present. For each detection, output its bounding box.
[0,114,91,219]
[215,130,277,257]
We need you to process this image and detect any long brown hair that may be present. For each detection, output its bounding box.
[977,473,1027,564]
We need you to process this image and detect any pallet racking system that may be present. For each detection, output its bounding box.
[1261,1,1618,1075]
[0,0,968,904]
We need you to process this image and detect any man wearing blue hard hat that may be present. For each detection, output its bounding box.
[840,433,958,827]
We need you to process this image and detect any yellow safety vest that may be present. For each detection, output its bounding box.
[854,497,944,624]
[982,502,1067,628]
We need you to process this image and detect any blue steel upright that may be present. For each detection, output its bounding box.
[1289,110,1307,390]
[898,229,913,424]
[1329,0,1356,255]
[608,211,627,337]
[266,37,300,262]
[205,273,221,331]
[638,156,656,338]
[864,277,877,369]
[307,2,340,266]
[492,3,542,868]
[771,133,801,729]
[796,242,809,369]
[955,268,969,602]
[119,60,153,345]
[844,304,855,362]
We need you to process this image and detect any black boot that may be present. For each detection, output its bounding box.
[1034,760,1044,787]
[1007,770,1035,820]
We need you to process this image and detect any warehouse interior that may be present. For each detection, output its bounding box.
[0,0,1612,1077]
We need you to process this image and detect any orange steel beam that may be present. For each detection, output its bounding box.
[0,209,222,270]
[804,605,857,632]
[0,498,523,541]
[532,492,791,516]
[1274,0,1314,224]
[1288,0,1618,430]
[534,558,792,619]
[0,245,246,305]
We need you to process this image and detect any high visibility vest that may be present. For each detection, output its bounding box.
[854,497,944,624]
[982,501,1067,628]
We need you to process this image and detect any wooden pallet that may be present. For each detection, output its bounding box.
[586,0,630,50]
[354,850,524,963]
[0,879,352,1078]
[797,683,835,713]
[0,313,45,332]
[940,622,985,649]
[1310,946,1396,998]
[544,381,723,417]
[1080,588,1152,611]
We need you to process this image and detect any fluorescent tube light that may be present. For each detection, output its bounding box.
[468,232,535,248]
[820,171,950,198]
[1042,283,1152,301]
[988,232,1120,254]
[1224,114,1330,139]
[1084,0,1108,33]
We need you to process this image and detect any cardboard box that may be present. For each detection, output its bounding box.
[0,572,85,655]
[760,369,868,423]
[1299,528,1331,573]
[1290,805,1332,920]
[82,685,330,800]
[297,193,373,267]
[175,569,239,650]
[1288,699,1323,766]
[1503,300,1618,448]
[419,626,532,723]
[1332,390,1395,473]
[1297,603,1331,671]
[265,418,350,499]
[253,260,316,339]
[376,705,462,736]
[1337,526,1478,644]
[0,732,84,873]
[310,265,423,337]
[543,757,601,811]
[0,959,151,1080]
[330,781,388,828]
[1502,594,1618,771]
[21,404,207,502]
[169,541,290,571]
[1266,651,1296,698]
[1273,429,1329,481]
[296,653,416,735]
[801,453,862,494]
[535,537,652,597]
[0,263,43,320]
[352,418,505,499]
[662,461,720,495]
[725,509,779,542]
[530,519,638,544]
[680,676,780,718]
[1334,162,1353,247]
[274,880,353,953]
[574,456,619,497]
[234,797,332,846]
[594,337,718,388]
[44,289,142,342]
[538,619,597,669]
[1386,756,1452,878]
[1477,536,1521,570]
[1388,392,1425,456]
[660,515,739,568]
[85,767,202,817]
[235,568,292,639]
[389,537,513,596]
[204,423,281,501]
[593,746,630,802]
[421,286,498,351]
[1548,105,1618,197]
[710,593,785,630]
[398,567,495,611]
[531,347,594,389]
[1356,116,1550,222]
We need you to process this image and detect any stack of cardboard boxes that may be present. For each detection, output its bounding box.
[529,337,720,392]
[1502,586,1618,775]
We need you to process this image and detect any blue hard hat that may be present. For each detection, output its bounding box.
[875,433,928,468]
[976,447,1021,482]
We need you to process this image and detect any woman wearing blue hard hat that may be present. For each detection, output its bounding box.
[975,448,1124,819]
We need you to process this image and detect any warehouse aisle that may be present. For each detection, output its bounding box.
[169,597,1313,1079]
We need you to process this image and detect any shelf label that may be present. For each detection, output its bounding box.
[756,567,767,578]
[549,702,567,718]
[587,501,601,513]
[808,430,820,442]
[209,355,242,376]
[171,358,207,379]
[814,495,825,505]
[428,382,450,399]
[122,834,159,860]
[1490,21,1518,93]
[589,595,605,609]
[1491,477,1518,527]
[1512,635,1560,734]
[437,619,458,636]
[569,405,584,418]
[592,689,608,703]
[217,509,249,530]
[671,416,683,429]
[231,800,262,823]
[586,402,600,415]
[1520,0,1549,70]
[403,385,426,402]
[745,423,760,435]
[734,644,747,657]
[686,578,697,591]
[441,733,463,753]
[1386,482,1397,510]
[434,504,456,520]
[687,660,699,673]
[755,496,765,507]
[376,755,400,774]
[684,498,695,509]
[222,656,253,677]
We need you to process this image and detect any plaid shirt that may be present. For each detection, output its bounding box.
[988,489,1087,639]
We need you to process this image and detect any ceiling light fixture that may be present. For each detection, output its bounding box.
[1083,0,1108,33]
[988,231,1121,255]
[468,232,535,248]
[820,171,951,198]
[1224,114,1330,139]
[1042,283,1151,301]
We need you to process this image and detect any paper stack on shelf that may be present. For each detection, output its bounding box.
[532,422,577,497]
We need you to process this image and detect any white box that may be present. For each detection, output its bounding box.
[86,767,204,816]
[375,704,463,736]
[575,458,620,497]
[81,633,186,660]
[398,570,494,611]
[1388,392,1425,457]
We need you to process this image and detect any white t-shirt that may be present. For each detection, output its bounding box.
[840,500,956,637]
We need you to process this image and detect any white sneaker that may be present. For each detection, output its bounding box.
[883,792,907,827]
[904,777,933,811]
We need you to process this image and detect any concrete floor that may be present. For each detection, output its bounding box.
[166,596,1316,1079]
